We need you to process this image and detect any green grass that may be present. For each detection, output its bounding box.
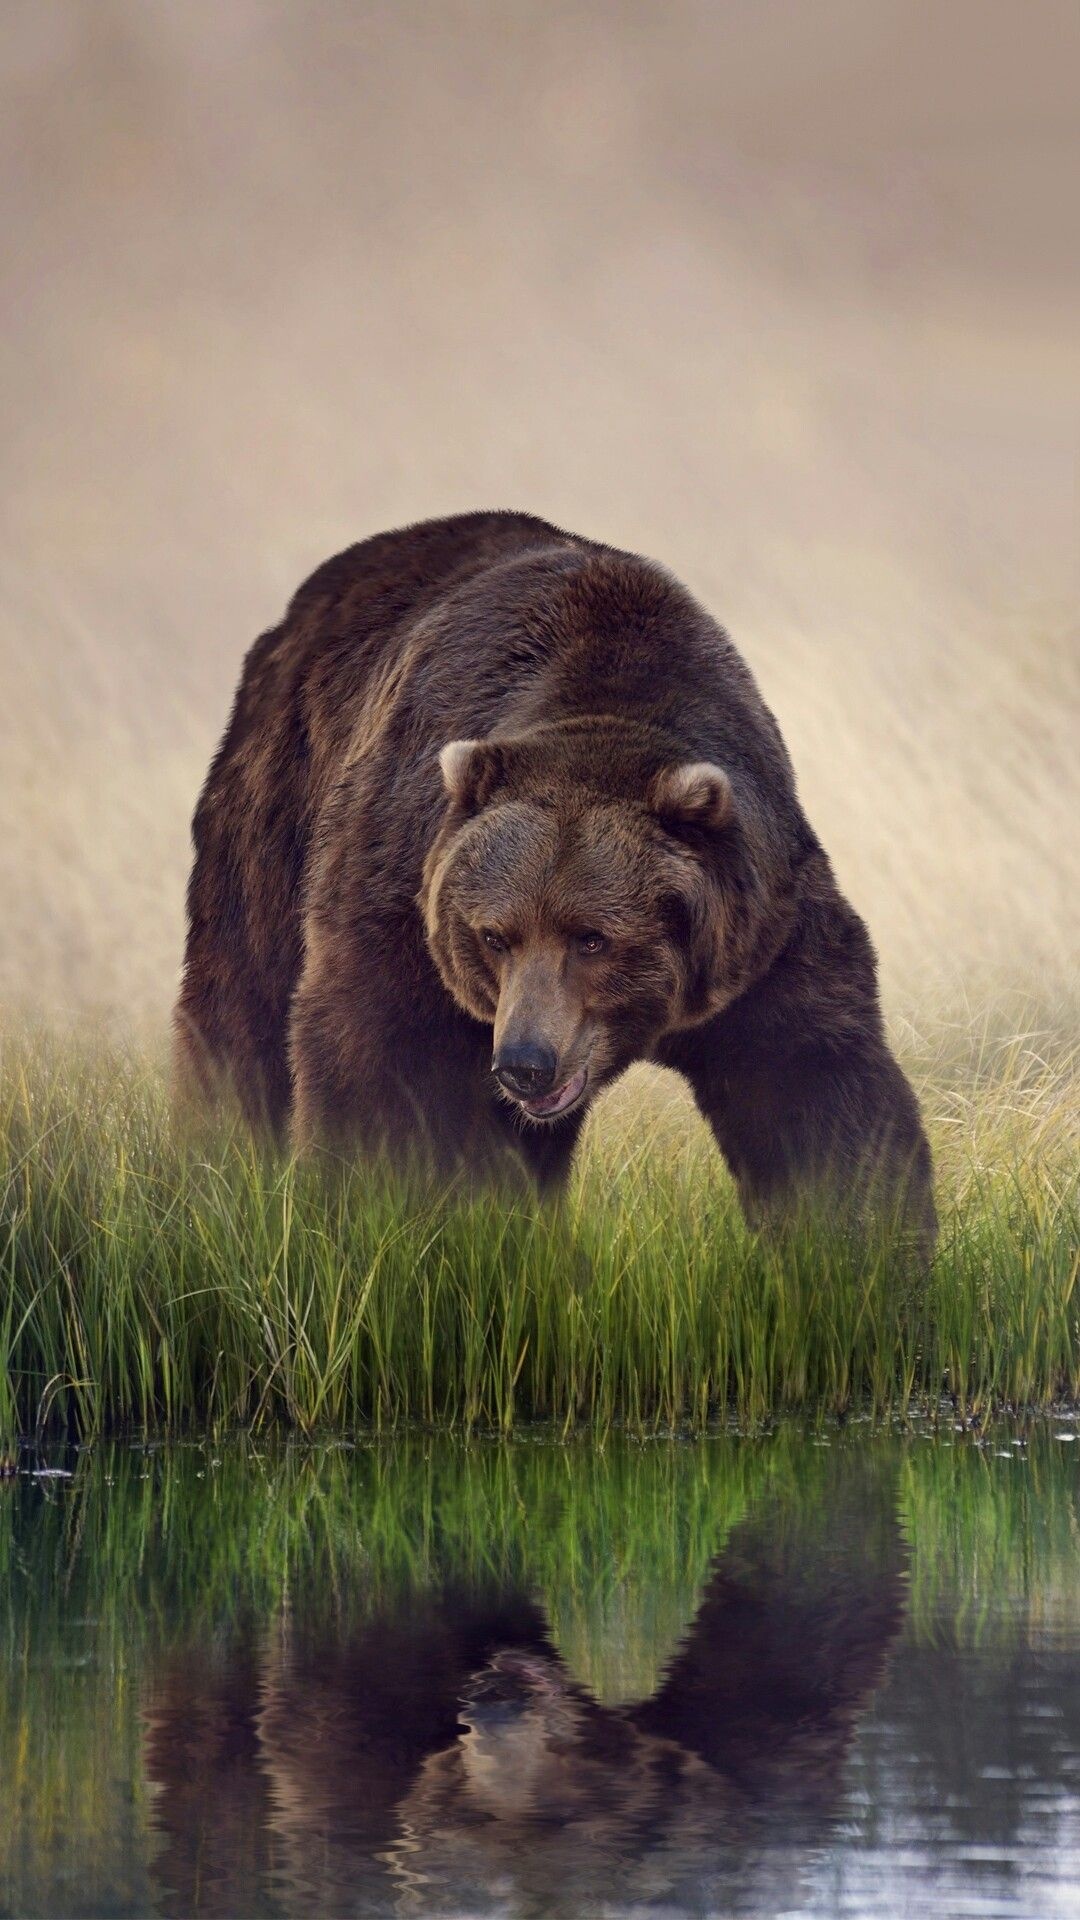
[0,1017,1077,1436]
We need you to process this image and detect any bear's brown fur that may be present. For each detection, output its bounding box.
[175,510,933,1239]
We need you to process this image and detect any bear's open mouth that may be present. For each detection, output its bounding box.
[520,1067,588,1120]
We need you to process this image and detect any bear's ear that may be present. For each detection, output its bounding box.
[649,761,733,833]
[438,737,502,813]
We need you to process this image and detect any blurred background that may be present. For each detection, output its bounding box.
[2,0,1077,1032]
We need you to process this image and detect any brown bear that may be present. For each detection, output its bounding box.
[175,510,934,1240]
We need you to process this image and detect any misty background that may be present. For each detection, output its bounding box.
[2,0,1077,1031]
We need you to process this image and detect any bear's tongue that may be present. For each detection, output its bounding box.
[523,1067,587,1117]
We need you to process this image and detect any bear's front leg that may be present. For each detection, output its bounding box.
[657,903,936,1251]
[289,948,540,1187]
[288,971,423,1163]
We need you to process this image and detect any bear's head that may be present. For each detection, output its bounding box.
[420,717,783,1124]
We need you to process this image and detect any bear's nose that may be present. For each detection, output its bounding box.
[493,1042,558,1098]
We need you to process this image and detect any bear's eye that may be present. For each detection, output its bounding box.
[481,928,508,954]
[575,931,607,956]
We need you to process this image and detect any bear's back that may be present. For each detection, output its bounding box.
[288,509,585,643]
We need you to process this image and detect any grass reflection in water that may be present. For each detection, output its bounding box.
[2,1425,1080,1916]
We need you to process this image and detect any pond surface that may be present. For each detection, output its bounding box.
[3,1422,1080,1918]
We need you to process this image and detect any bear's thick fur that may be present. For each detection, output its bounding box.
[175,510,933,1238]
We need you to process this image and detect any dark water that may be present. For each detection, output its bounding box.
[3,1423,1080,1919]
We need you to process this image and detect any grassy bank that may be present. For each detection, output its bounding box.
[1,1018,1077,1435]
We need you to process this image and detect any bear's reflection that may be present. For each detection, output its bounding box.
[145,1464,905,1916]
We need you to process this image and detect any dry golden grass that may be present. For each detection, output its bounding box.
[0,3,1076,1031]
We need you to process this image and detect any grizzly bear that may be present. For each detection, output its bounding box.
[175,510,934,1240]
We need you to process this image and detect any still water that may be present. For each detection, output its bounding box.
[3,1423,1080,1919]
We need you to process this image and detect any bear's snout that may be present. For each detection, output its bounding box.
[492,1040,558,1099]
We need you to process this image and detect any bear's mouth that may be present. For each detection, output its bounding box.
[520,1067,588,1120]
